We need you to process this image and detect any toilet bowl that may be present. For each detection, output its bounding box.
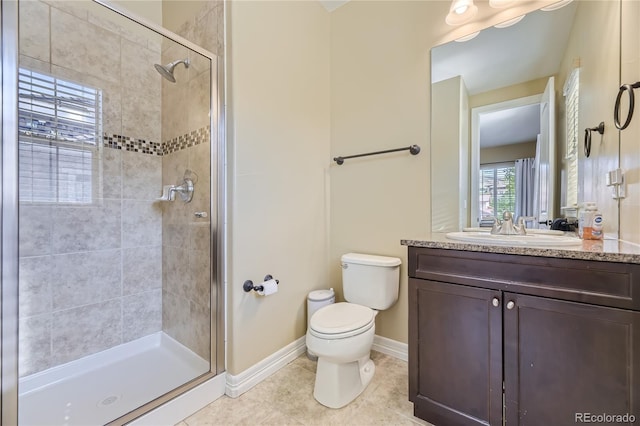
[306,302,377,408]
[306,253,401,409]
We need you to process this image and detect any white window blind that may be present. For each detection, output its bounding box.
[479,163,516,219]
[563,68,579,208]
[18,68,101,204]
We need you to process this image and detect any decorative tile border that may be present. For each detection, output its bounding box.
[102,126,210,156]
[103,134,163,156]
[163,126,210,155]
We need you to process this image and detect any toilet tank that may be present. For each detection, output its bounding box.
[341,253,401,310]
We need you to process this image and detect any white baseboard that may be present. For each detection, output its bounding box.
[128,334,405,424]
[225,336,306,398]
[372,335,408,362]
[130,373,226,426]
[224,334,406,400]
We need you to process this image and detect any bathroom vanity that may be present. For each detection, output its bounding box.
[403,237,640,426]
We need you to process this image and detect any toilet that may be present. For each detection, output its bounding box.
[306,252,401,409]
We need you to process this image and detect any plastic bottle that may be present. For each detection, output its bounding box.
[578,202,603,240]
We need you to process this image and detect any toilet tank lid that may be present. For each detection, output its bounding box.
[341,253,401,267]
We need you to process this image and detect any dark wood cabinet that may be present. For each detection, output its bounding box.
[409,279,502,425]
[408,247,640,426]
[504,293,640,426]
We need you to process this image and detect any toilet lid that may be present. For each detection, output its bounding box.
[310,302,374,335]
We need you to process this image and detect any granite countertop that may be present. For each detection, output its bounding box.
[401,233,640,264]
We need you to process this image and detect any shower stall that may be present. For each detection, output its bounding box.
[1,0,225,424]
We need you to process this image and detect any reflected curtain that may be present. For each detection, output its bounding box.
[515,157,535,219]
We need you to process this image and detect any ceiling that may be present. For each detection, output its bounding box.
[479,103,540,148]
[432,2,577,148]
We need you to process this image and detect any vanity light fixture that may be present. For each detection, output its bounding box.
[455,31,481,42]
[494,15,525,28]
[541,0,573,12]
[489,0,516,8]
[445,0,478,26]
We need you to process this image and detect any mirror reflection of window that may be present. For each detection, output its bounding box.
[18,68,102,204]
[563,67,579,209]
[479,163,515,220]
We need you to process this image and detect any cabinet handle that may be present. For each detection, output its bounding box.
[492,297,500,307]
[506,301,515,310]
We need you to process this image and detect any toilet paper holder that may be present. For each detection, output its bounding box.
[243,275,279,293]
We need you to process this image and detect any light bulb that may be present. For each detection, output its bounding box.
[446,0,478,26]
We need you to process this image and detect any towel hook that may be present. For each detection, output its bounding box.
[584,122,604,158]
[614,81,640,130]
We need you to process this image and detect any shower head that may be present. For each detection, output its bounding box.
[154,58,190,83]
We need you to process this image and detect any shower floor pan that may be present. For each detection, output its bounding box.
[19,332,209,426]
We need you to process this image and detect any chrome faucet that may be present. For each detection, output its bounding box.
[517,216,537,231]
[157,170,198,203]
[491,211,527,235]
[169,178,195,202]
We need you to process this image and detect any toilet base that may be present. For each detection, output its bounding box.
[313,354,375,409]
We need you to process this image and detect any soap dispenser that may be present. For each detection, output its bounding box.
[578,202,603,240]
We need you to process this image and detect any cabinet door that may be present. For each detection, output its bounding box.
[504,293,640,425]
[409,279,502,426]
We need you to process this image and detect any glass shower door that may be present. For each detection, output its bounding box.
[14,0,221,423]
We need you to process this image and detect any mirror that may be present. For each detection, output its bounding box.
[430,0,621,236]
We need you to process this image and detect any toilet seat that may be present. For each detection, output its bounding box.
[309,302,374,339]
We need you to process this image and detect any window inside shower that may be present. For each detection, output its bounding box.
[18,68,101,204]
[15,0,221,424]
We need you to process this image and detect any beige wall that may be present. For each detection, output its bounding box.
[481,141,537,165]
[620,0,640,244]
[329,0,432,345]
[227,1,330,374]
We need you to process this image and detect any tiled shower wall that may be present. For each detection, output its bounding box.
[160,1,222,360]
[18,0,163,376]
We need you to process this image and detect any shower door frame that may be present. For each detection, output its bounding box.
[1,0,20,424]
[0,0,226,423]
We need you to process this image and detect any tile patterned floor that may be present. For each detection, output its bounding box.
[177,351,434,426]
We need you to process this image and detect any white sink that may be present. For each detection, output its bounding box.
[462,227,565,236]
[446,231,583,247]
